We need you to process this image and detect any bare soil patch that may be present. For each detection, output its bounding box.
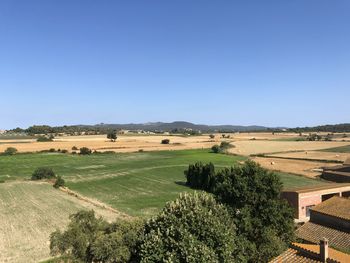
[252,157,338,178]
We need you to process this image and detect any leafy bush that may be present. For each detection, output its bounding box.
[50,210,143,262]
[49,148,56,152]
[184,162,215,190]
[31,167,56,180]
[37,136,54,142]
[61,149,68,153]
[53,176,65,188]
[161,139,170,144]
[72,146,78,150]
[4,147,17,155]
[211,144,220,153]
[209,134,215,139]
[137,192,242,262]
[79,147,92,155]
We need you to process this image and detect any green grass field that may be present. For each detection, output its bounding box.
[318,145,350,153]
[0,149,328,217]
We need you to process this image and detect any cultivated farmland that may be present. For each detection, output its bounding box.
[0,182,119,263]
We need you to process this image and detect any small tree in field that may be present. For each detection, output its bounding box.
[79,147,92,155]
[31,167,56,180]
[53,176,65,188]
[161,139,170,144]
[209,134,215,139]
[211,144,220,153]
[4,147,17,155]
[107,131,117,142]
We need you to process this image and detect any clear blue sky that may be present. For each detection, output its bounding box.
[1,0,349,129]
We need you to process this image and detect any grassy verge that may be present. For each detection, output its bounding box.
[317,145,350,153]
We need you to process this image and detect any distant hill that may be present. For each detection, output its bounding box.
[13,121,273,134]
[90,121,271,132]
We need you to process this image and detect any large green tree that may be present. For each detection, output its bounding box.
[137,192,246,263]
[211,160,295,262]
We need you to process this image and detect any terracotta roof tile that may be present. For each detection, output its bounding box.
[270,243,350,263]
[296,222,350,251]
[311,196,350,221]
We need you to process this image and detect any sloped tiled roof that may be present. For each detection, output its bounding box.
[296,222,350,251]
[270,243,350,263]
[311,196,350,221]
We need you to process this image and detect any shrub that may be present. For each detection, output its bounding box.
[31,167,56,180]
[79,147,92,155]
[37,136,53,142]
[50,210,143,262]
[137,192,241,262]
[71,151,77,155]
[49,148,56,152]
[209,134,215,139]
[4,147,17,155]
[161,139,170,144]
[211,144,220,153]
[61,149,68,153]
[138,149,144,152]
[53,176,65,188]
[220,141,232,151]
[72,146,78,150]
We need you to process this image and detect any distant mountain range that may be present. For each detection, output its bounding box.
[9,122,350,134]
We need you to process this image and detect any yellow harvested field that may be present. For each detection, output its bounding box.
[268,151,350,162]
[252,157,338,178]
[0,181,121,263]
[228,140,350,156]
[0,135,218,153]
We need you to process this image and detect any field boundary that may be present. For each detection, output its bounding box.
[59,186,132,220]
[252,154,343,164]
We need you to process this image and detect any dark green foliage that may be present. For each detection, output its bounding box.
[31,167,56,180]
[53,176,65,188]
[184,162,215,190]
[50,210,143,263]
[37,135,54,142]
[307,133,322,141]
[211,144,220,153]
[3,147,17,155]
[49,148,56,152]
[107,131,117,142]
[61,149,68,154]
[137,192,243,263]
[211,161,295,262]
[72,146,78,150]
[211,142,232,153]
[209,134,215,139]
[80,147,92,155]
[161,139,170,144]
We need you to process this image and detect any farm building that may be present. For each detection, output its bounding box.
[321,157,350,183]
[295,196,350,252]
[281,184,350,220]
[270,239,350,263]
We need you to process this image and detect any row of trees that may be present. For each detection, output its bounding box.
[50,161,294,262]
